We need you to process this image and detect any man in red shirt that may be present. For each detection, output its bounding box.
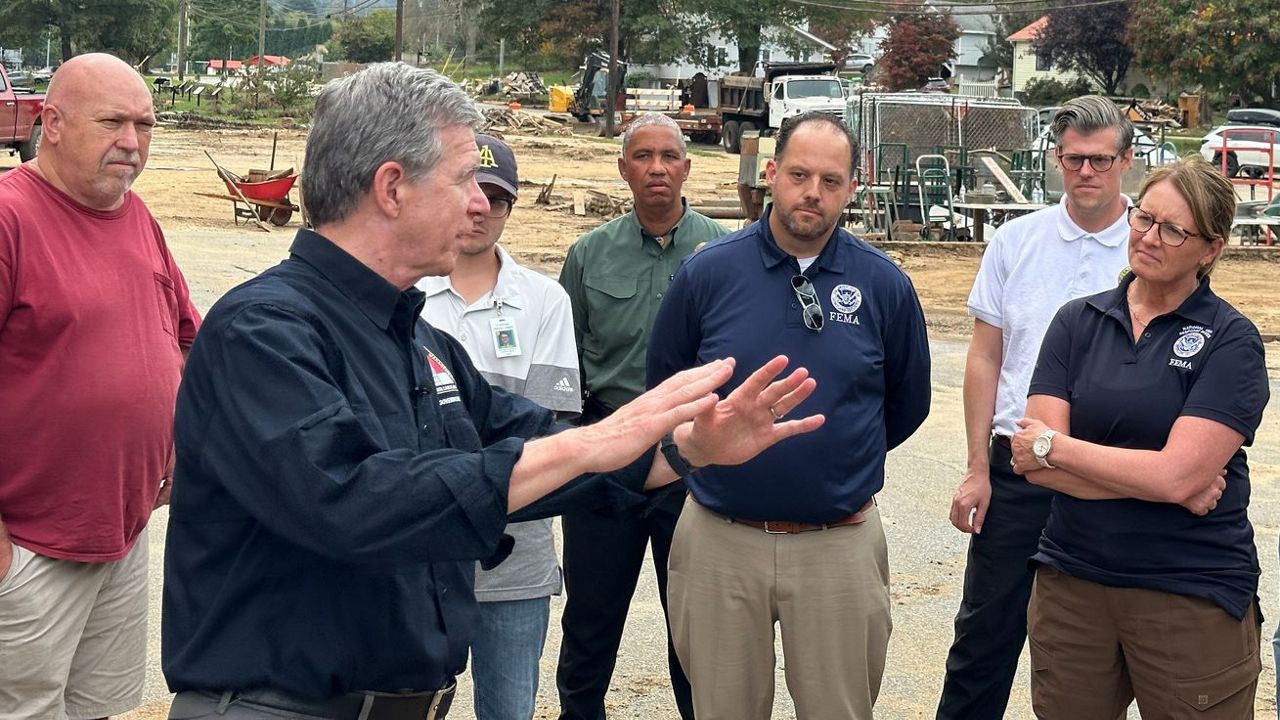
[0,53,200,720]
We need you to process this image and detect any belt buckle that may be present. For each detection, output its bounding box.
[762,521,788,534]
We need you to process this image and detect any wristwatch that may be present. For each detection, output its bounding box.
[1032,429,1058,469]
[660,431,700,479]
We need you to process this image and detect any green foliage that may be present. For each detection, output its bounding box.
[479,0,688,69]
[983,11,1041,71]
[1022,76,1093,106]
[189,0,258,64]
[683,0,803,72]
[877,6,960,92]
[332,10,395,63]
[0,0,178,65]
[1035,0,1132,95]
[1129,0,1280,105]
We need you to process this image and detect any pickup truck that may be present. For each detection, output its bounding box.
[1,65,45,161]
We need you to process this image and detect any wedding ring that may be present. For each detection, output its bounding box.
[769,405,782,420]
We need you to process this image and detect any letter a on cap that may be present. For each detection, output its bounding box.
[479,144,499,169]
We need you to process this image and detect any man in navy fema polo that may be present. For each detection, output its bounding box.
[648,110,931,719]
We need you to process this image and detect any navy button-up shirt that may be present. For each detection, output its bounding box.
[647,209,931,523]
[1030,274,1269,619]
[164,230,649,697]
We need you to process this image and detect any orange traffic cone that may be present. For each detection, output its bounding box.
[508,100,522,110]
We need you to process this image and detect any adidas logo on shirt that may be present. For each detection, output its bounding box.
[554,377,575,393]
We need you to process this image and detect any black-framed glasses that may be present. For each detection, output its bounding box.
[1056,151,1120,173]
[791,275,824,332]
[1127,206,1202,247]
[484,195,514,219]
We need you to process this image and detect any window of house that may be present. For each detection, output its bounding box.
[1035,52,1051,72]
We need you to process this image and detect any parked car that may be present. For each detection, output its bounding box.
[1037,105,1061,130]
[1200,124,1280,178]
[921,77,950,93]
[845,52,876,75]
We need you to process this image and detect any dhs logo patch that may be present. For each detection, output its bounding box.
[1173,330,1206,358]
[831,284,862,314]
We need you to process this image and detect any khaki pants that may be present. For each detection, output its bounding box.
[667,496,892,720]
[1029,566,1260,719]
[0,529,149,720]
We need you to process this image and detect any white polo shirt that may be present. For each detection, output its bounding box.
[967,198,1131,438]
[418,243,581,602]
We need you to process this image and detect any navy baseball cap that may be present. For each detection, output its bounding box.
[475,134,519,198]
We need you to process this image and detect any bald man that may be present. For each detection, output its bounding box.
[0,53,200,719]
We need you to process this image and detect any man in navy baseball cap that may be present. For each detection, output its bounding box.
[475,133,519,200]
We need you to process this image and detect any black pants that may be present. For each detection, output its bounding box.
[556,488,693,720]
[936,438,1055,720]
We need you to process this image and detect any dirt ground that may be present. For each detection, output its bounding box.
[8,124,1280,719]
[52,124,1280,340]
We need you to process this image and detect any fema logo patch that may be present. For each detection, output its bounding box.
[831,284,862,314]
[1173,329,1207,358]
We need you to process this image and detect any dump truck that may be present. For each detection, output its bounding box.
[718,61,845,154]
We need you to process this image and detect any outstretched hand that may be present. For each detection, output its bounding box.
[677,355,825,468]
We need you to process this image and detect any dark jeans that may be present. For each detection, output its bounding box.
[936,437,1055,720]
[556,488,693,720]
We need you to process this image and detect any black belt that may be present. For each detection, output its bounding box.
[993,434,1012,449]
[177,683,456,720]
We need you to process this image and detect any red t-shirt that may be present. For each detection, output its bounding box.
[0,164,200,561]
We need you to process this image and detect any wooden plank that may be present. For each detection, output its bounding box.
[572,190,587,216]
[977,156,1028,203]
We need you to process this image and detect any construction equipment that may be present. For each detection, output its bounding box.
[548,52,628,122]
[718,61,845,154]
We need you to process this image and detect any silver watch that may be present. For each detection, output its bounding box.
[1032,429,1058,469]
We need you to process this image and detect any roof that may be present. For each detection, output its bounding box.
[207,59,244,70]
[1008,16,1047,42]
[785,24,839,53]
[246,55,291,66]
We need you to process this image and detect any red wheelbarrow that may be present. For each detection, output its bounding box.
[196,150,302,229]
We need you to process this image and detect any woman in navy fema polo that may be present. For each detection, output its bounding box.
[1009,154,1269,718]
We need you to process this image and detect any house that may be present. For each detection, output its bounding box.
[946,5,999,84]
[245,55,292,69]
[1008,16,1173,97]
[205,59,244,75]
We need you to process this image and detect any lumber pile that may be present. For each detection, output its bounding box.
[482,108,574,136]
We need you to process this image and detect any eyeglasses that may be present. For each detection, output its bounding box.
[791,275,824,332]
[1056,152,1121,173]
[1127,207,1202,247]
[484,195,514,219]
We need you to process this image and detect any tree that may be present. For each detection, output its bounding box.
[877,5,960,91]
[188,0,258,65]
[683,0,804,72]
[480,0,688,69]
[0,0,177,64]
[805,10,878,69]
[982,10,1042,74]
[333,10,395,63]
[1129,0,1280,105]
[1035,0,1132,96]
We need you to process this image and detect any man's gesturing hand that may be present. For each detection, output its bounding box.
[675,355,825,469]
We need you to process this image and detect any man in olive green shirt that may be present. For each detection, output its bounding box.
[556,113,729,720]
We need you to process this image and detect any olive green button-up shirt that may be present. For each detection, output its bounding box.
[559,205,730,410]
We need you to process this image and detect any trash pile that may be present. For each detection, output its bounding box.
[533,174,632,218]
[1123,99,1182,128]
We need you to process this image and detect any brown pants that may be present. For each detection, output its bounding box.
[1028,566,1260,719]
[666,496,892,720]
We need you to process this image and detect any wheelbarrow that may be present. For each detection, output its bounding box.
[196,150,302,229]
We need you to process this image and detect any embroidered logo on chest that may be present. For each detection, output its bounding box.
[1167,325,1212,371]
[828,284,863,326]
[424,347,463,405]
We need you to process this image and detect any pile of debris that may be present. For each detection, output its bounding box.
[533,174,632,218]
[155,111,261,130]
[482,108,573,136]
[1122,98,1182,128]
[502,70,547,96]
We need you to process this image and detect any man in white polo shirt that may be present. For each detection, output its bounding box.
[419,134,580,720]
[937,95,1135,720]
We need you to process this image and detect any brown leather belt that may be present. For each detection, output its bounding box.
[727,498,875,534]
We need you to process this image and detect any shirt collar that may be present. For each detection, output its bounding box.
[415,244,526,310]
[1087,271,1219,327]
[288,228,417,331]
[630,199,691,249]
[754,206,847,274]
[1056,195,1132,248]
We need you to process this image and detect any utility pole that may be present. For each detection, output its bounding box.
[394,0,404,62]
[498,38,505,79]
[604,0,619,138]
[177,0,188,81]
[257,0,266,71]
